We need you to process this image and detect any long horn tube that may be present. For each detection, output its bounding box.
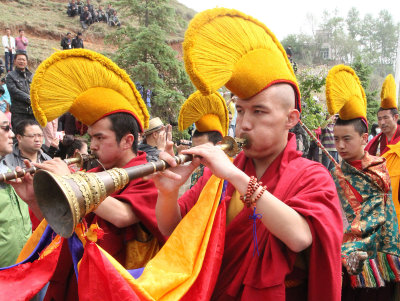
[298,120,339,167]
[0,153,97,183]
[33,136,248,238]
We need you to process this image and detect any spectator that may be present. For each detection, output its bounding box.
[80,6,92,30]
[0,58,4,77]
[6,50,34,129]
[42,118,58,148]
[2,28,16,72]
[109,10,121,27]
[106,3,115,24]
[86,0,94,17]
[15,29,28,52]
[76,0,83,15]
[320,115,338,171]
[3,119,52,169]
[138,117,166,162]
[67,0,78,17]
[368,123,380,141]
[60,32,73,50]
[97,6,107,23]
[0,111,32,268]
[0,77,10,113]
[71,32,84,49]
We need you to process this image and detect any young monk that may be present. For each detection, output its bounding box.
[327,65,400,300]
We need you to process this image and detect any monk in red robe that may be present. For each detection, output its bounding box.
[365,108,400,156]
[35,112,166,300]
[154,83,343,301]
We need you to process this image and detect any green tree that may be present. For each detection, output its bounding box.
[297,68,327,129]
[106,0,194,124]
[351,56,379,126]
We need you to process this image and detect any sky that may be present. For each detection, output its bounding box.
[178,0,400,40]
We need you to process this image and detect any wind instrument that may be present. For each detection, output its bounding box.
[33,136,248,238]
[0,153,97,183]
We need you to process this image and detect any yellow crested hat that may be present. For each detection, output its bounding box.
[326,65,367,122]
[178,91,229,136]
[183,8,301,111]
[380,74,397,110]
[31,49,149,131]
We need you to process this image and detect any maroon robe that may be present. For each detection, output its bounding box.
[178,134,343,301]
[44,151,166,300]
[365,125,400,156]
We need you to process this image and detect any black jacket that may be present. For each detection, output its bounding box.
[71,37,84,49]
[61,37,72,50]
[6,68,33,115]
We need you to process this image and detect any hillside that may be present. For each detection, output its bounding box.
[0,0,196,69]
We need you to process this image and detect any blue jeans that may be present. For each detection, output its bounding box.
[4,52,13,72]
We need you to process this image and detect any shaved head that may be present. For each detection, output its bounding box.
[266,83,296,111]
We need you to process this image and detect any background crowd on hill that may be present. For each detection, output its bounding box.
[67,0,121,29]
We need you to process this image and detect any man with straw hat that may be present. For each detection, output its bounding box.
[178,90,227,186]
[138,116,166,162]
[153,8,343,300]
[29,49,166,299]
[326,65,400,299]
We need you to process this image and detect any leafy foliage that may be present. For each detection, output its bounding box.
[106,0,194,125]
[351,56,379,126]
[297,68,327,129]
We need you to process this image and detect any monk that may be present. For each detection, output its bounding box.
[153,83,343,300]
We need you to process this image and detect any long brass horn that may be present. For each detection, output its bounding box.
[0,153,97,183]
[33,136,248,238]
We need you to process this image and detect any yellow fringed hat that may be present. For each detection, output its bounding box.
[326,65,367,122]
[183,8,301,111]
[178,91,229,136]
[31,49,149,131]
[380,74,397,110]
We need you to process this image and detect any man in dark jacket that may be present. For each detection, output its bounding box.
[5,50,34,129]
[60,32,72,50]
[71,32,84,49]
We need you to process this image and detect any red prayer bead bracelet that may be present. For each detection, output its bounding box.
[240,176,267,208]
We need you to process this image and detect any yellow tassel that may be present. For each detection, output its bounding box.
[31,49,149,130]
[178,91,229,136]
[381,74,397,109]
[183,8,300,108]
[326,64,367,121]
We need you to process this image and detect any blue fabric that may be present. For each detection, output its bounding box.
[68,233,84,280]
[0,225,55,270]
[128,267,145,279]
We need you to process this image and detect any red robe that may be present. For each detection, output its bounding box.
[179,134,343,301]
[45,151,166,300]
[365,125,400,156]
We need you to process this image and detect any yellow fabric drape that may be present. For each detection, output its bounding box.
[81,174,224,300]
[382,141,400,229]
[16,219,48,263]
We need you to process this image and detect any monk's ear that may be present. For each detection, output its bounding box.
[287,109,300,130]
[361,132,368,145]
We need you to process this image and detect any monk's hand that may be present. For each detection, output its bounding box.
[150,140,200,195]
[33,158,71,176]
[181,143,239,181]
[344,251,368,275]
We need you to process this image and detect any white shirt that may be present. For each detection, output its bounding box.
[1,35,16,53]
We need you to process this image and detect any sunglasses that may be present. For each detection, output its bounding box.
[0,125,11,132]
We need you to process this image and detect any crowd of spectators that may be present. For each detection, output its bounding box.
[67,0,120,30]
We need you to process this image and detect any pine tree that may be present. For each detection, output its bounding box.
[106,0,194,124]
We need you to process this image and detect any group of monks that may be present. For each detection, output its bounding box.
[1,7,400,301]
